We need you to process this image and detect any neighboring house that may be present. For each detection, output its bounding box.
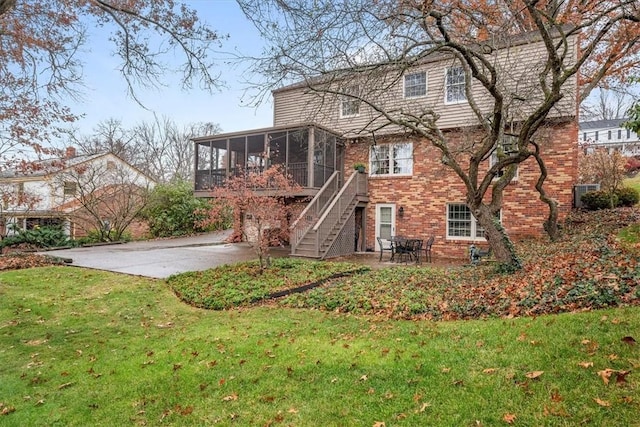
[0,148,155,239]
[579,119,640,156]
[194,31,578,259]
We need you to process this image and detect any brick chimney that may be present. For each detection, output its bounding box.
[65,146,77,158]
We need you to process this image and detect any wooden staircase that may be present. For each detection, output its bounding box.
[290,171,367,259]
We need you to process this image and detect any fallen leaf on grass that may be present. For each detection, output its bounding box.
[598,369,614,385]
[482,368,498,374]
[57,382,73,390]
[578,362,593,368]
[372,422,386,427]
[503,413,517,424]
[156,322,174,329]
[287,408,298,414]
[417,402,431,412]
[525,371,544,379]
[594,398,611,407]
[550,389,563,402]
[621,336,637,345]
[1,403,16,416]
[222,393,238,401]
[360,374,368,381]
[615,370,630,385]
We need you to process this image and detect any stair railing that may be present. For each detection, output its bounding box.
[312,171,360,254]
[290,171,340,251]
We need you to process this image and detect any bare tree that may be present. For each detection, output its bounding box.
[55,157,153,241]
[1,0,224,163]
[131,117,222,182]
[581,88,635,121]
[0,182,40,240]
[71,117,221,182]
[68,119,139,164]
[238,0,640,269]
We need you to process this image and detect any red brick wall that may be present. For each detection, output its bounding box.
[344,120,578,259]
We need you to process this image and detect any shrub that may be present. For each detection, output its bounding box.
[625,156,640,174]
[141,181,230,237]
[581,187,639,210]
[581,190,618,210]
[1,225,71,249]
[615,187,640,207]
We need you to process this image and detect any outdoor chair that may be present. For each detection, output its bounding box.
[377,237,395,262]
[424,236,435,263]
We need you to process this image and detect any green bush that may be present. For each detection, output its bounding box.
[581,190,618,210]
[141,181,230,237]
[581,187,639,210]
[615,187,640,207]
[1,225,71,249]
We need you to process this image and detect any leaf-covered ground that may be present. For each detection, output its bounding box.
[274,208,640,320]
[168,258,369,309]
[0,253,66,271]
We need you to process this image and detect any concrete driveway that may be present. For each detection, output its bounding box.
[43,230,288,279]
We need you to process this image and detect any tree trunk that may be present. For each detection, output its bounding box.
[473,204,522,270]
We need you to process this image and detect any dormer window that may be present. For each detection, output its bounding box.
[445,66,467,104]
[340,86,360,118]
[404,71,427,98]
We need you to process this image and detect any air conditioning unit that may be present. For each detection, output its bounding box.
[574,183,600,208]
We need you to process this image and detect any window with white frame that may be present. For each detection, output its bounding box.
[489,135,519,179]
[404,71,427,98]
[445,66,467,103]
[447,204,501,240]
[340,86,360,118]
[369,142,413,176]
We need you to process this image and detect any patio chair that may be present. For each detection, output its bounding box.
[377,237,395,262]
[424,236,435,263]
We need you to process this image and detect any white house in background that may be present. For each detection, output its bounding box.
[0,148,155,238]
[579,118,640,156]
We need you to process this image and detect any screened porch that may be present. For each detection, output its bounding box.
[193,124,344,196]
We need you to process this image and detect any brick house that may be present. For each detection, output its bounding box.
[194,30,579,259]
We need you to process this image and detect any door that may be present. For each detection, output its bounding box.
[375,204,396,251]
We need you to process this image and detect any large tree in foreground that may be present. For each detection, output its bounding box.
[239,0,640,269]
[0,0,222,162]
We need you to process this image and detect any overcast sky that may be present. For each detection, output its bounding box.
[68,0,272,137]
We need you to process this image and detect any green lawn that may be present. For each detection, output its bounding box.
[624,173,640,194]
[1,267,639,426]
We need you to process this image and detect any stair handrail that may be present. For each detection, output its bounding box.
[290,171,340,249]
[312,171,359,252]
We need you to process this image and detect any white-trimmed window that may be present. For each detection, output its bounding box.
[340,86,360,118]
[370,142,413,176]
[445,66,467,104]
[489,135,519,180]
[404,71,427,98]
[447,204,501,240]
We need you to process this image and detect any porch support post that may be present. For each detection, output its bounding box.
[308,127,315,188]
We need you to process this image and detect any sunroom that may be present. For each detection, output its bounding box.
[193,124,345,197]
